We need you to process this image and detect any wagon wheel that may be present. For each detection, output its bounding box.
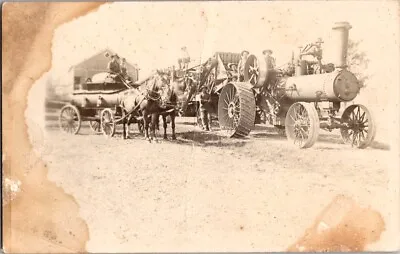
[59,104,81,134]
[340,104,376,148]
[218,82,256,137]
[285,102,319,148]
[89,121,102,133]
[100,108,116,137]
[244,55,268,87]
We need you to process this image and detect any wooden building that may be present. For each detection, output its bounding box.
[67,48,139,90]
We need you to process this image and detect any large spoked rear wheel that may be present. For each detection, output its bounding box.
[340,104,376,148]
[218,82,256,137]
[59,104,81,134]
[285,102,319,148]
[100,108,116,137]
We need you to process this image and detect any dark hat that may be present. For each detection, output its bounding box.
[241,50,249,56]
[263,49,273,54]
[111,54,120,59]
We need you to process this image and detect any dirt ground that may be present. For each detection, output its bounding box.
[36,116,398,252]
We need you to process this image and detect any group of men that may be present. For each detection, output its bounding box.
[105,46,276,131]
[237,49,276,81]
[107,53,130,81]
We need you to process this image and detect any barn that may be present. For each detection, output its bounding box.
[67,48,139,90]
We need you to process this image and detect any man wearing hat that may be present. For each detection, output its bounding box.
[238,50,249,82]
[120,58,127,76]
[198,85,212,131]
[261,49,279,115]
[227,63,239,81]
[263,49,276,70]
[108,54,121,74]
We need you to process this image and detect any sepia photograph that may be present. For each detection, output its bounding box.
[2,1,399,252]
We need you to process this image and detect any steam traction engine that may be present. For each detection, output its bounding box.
[217,22,376,148]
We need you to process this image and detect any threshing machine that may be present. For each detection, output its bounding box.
[195,21,376,148]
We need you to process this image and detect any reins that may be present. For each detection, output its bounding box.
[115,75,164,123]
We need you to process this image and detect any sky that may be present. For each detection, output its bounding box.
[50,1,399,79]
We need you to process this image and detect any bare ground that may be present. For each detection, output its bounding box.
[42,117,398,252]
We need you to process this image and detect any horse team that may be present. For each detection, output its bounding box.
[119,69,191,142]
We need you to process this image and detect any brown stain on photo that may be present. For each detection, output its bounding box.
[2,2,105,252]
[287,195,385,252]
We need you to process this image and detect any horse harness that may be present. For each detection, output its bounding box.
[115,77,164,123]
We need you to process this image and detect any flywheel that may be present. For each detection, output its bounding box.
[244,54,268,88]
[217,82,256,137]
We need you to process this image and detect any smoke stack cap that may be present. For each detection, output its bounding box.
[332,21,352,30]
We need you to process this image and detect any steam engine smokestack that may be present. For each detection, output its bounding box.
[332,21,352,69]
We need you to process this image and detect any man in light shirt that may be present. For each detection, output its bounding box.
[262,49,276,70]
[238,50,249,81]
[178,46,190,70]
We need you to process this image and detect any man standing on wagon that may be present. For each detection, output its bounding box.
[120,57,128,77]
[108,54,121,74]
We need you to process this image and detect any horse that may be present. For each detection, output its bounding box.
[151,65,211,139]
[156,76,180,140]
[119,71,169,142]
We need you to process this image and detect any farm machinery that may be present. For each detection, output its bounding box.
[188,21,376,148]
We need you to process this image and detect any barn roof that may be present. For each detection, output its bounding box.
[68,48,138,72]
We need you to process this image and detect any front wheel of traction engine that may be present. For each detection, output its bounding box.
[340,104,376,149]
[285,102,320,148]
[100,108,116,137]
[217,82,256,137]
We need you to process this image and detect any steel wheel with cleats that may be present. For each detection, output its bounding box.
[218,82,256,137]
[100,108,116,137]
[285,102,319,148]
[340,104,376,149]
[59,104,81,134]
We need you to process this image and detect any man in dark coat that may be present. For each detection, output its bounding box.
[199,86,212,131]
[120,58,127,77]
[108,54,121,74]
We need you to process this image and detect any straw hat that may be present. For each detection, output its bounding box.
[262,49,273,55]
